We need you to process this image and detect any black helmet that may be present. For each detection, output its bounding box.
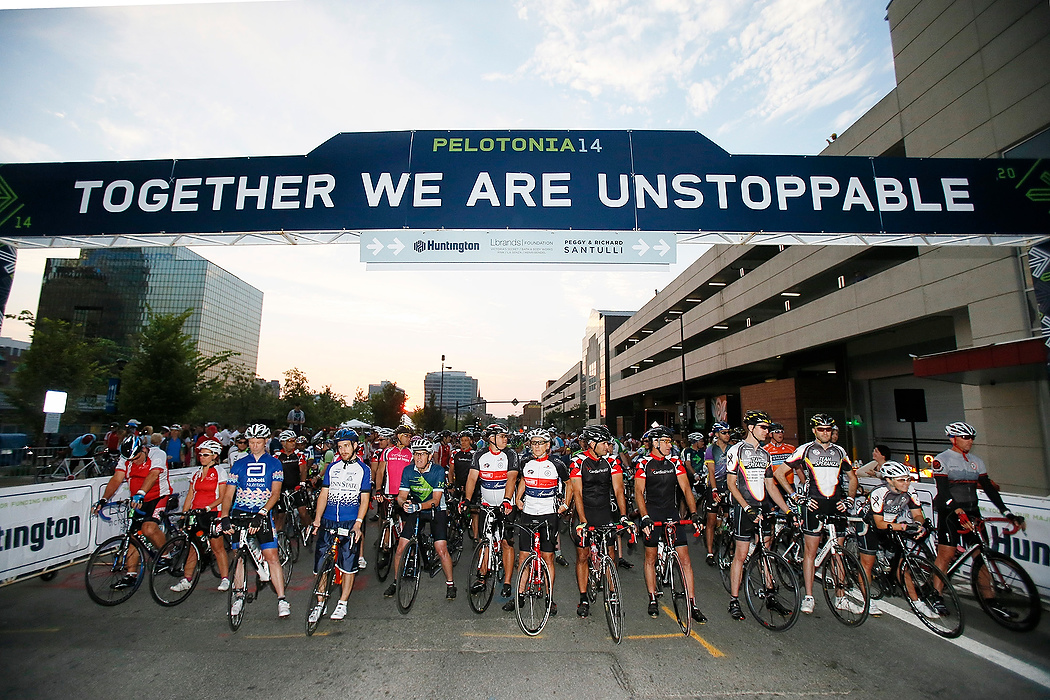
[743,410,772,426]
[580,425,612,445]
[642,425,673,441]
[119,434,144,459]
[769,422,784,432]
[810,413,837,429]
[394,425,413,436]
[484,423,509,439]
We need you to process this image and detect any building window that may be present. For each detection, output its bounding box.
[589,404,597,419]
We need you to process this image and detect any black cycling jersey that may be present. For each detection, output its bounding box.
[275,449,305,491]
[634,453,685,521]
[570,450,621,520]
[451,448,475,492]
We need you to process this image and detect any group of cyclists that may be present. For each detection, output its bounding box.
[88,409,1030,635]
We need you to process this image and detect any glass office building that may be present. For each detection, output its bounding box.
[37,247,263,374]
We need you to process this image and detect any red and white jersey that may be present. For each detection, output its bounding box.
[518,455,567,516]
[190,465,228,511]
[118,446,172,501]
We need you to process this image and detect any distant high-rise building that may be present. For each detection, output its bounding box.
[423,370,479,413]
[37,247,263,376]
[368,381,394,398]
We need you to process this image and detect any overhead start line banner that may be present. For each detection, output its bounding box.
[0,130,1046,261]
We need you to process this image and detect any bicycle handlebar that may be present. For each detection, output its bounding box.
[957,513,1023,536]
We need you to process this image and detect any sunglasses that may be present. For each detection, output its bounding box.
[814,427,834,432]
[955,435,975,440]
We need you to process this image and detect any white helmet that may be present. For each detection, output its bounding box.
[198,439,222,455]
[944,421,976,438]
[278,429,297,442]
[244,424,271,439]
[411,437,434,453]
[880,461,913,480]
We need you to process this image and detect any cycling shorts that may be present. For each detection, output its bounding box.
[643,521,691,549]
[706,483,728,514]
[314,520,361,575]
[802,498,845,536]
[936,507,982,549]
[855,520,881,555]
[517,513,559,553]
[230,508,276,550]
[133,496,169,526]
[730,503,773,542]
[582,506,613,528]
[401,509,449,543]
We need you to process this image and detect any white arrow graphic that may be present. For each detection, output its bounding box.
[654,239,670,257]
[367,238,383,256]
[387,238,405,255]
[632,239,650,256]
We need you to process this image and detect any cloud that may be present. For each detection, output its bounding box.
[686,79,720,115]
[0,132,59,162]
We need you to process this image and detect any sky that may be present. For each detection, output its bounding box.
[0,0,896,417]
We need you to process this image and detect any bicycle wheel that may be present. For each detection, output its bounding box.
[586,563,599,604]
[374,524,394,582]
[85,535,148,606]
[228,548,251,632]
[468,540,497,614]
[395,541,421,614]
[276,531,294,584]
[771,528,803,578]
[970,551,1041,632]
[744,550,800,632]
[902,555,964,638]
[306,553,337,636]
[285,516,301,564]
[821,549,869,627]
[717,531,735,594]
[149,536,202,607]
[514,553,552,636]
[602,556,625,643]
[666,552,691,636]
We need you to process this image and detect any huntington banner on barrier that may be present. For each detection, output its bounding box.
[0,131,1047,256]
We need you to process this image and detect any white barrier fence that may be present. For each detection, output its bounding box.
[0,468,195,585]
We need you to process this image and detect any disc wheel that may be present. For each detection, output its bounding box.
[821,549,869,627]
[306,553,339,636]
[901,555,964,638]
[971,551,1041,632]
[602,556,625,643]
[744,550,800,632]
[395,541,421,614]
[149,536,202,607]
[666,552,691,636]
[467,540,498,614]
[228,548,251,632]
[513,553,552,636]
[85,535,147,606]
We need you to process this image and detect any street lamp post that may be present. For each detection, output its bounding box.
[440,355,446,414]
[666,314,687,432]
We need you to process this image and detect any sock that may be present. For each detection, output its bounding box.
[580,592,588,603]
[446,581,454,586]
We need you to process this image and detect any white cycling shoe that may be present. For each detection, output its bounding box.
[331,601,348,620]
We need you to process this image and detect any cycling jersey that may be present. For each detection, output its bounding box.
[227,452,284,512]
[763,441,795,474]
[704,443,729,486]
[451,448,475,491]
[321,457,371,523]
[682,446,706,483]
[932,448,986,510]
[400,461,446,509]
[382,446,412,496]
[117,446,172,501]
[570,450,621,521]
[634,452,685,521]
[189,465,228,511]
[275,449,306,488]
[470,447,519,506]
[785,441,851,500]
[726,441,773,508]
[517,455,568,516]
[868,484,920,525]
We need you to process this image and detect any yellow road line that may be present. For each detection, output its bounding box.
[660,605,726,658]
[0,627,60,634]
[625,633,684,639]
[245,632,328,639]
[462,632,541,639]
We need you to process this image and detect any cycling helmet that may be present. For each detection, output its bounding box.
[687,432,704,443]
[769,422,784,432]
[743,409,772,426]
[197,439,222,455]
[375,427,395,440]
[125,419,141,428]
[526,428,551,443]
[809,413,836,429]
[119,434,144,459]
[711,421,730,433]
[333,428,359,444]
[411,437,434,453]
[484,423,509,438]
[642,425,673,441]
[730,427,746,441]
[296,435,308,446]
[278,429,297,442]
[580,425,612,445]
[945,421,976,438]
[394,425,413,436]
[244,424,271,439]
[880,461,912,479]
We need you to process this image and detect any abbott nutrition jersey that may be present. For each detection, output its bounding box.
[786,441,851,500]
[227,452,283,512]
[471,448,519,506]
[726,441,773,508]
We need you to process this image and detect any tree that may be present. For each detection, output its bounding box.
[370,381,406,427]
[421,391,446,433]
[312,385,350,428]
[118,309,234,426]
[346,387,373,424]
[544,402,587,434]
[4,315,108,439]
[191,363,280,427]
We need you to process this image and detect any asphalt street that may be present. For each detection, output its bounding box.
[1,530,1048,700]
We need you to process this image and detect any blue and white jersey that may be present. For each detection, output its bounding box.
[322,457,371,523]
[227,452,283,512]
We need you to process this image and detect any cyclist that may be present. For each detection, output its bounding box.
[93,434,173,589]
[374,425,414,521]
[703,421,732,565]
[785,414,858,615]
[221,424,290,619]
[390,437,457,601]
[569,425,630,618]
[309,428,371,623]
[764,422,797,496]
[635,425,706,624]
[932,421,1024,618]
[860,460,934,618]
[274,429,310,534]
[463,423,519,603]
[227,435,249,468]
[725,410,795,621]
[503,428,569,613]
[682,431,707,505]
[368,427,393,523]
[169,439,231,593]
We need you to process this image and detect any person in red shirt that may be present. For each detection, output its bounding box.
[169,439,231,593]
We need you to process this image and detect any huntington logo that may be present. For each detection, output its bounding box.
[414,239,481,254]
[414,240,425,253]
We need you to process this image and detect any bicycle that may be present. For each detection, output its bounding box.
[147,509,223,606]
[869,527,965,638]
[445,491,469,566]
[394,510,441,614]
[507,518,559,636]
[226,513,282,632]
[807,514,870,626]
[938,513,1040,632]
[649,519,699,636]
[306,526,358,636]
[373,497,402,582]
[734,512,802,632]
[467,504,506,614]
[583,523,631,643]
[85,500,163,606]
[279,487,313,564]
